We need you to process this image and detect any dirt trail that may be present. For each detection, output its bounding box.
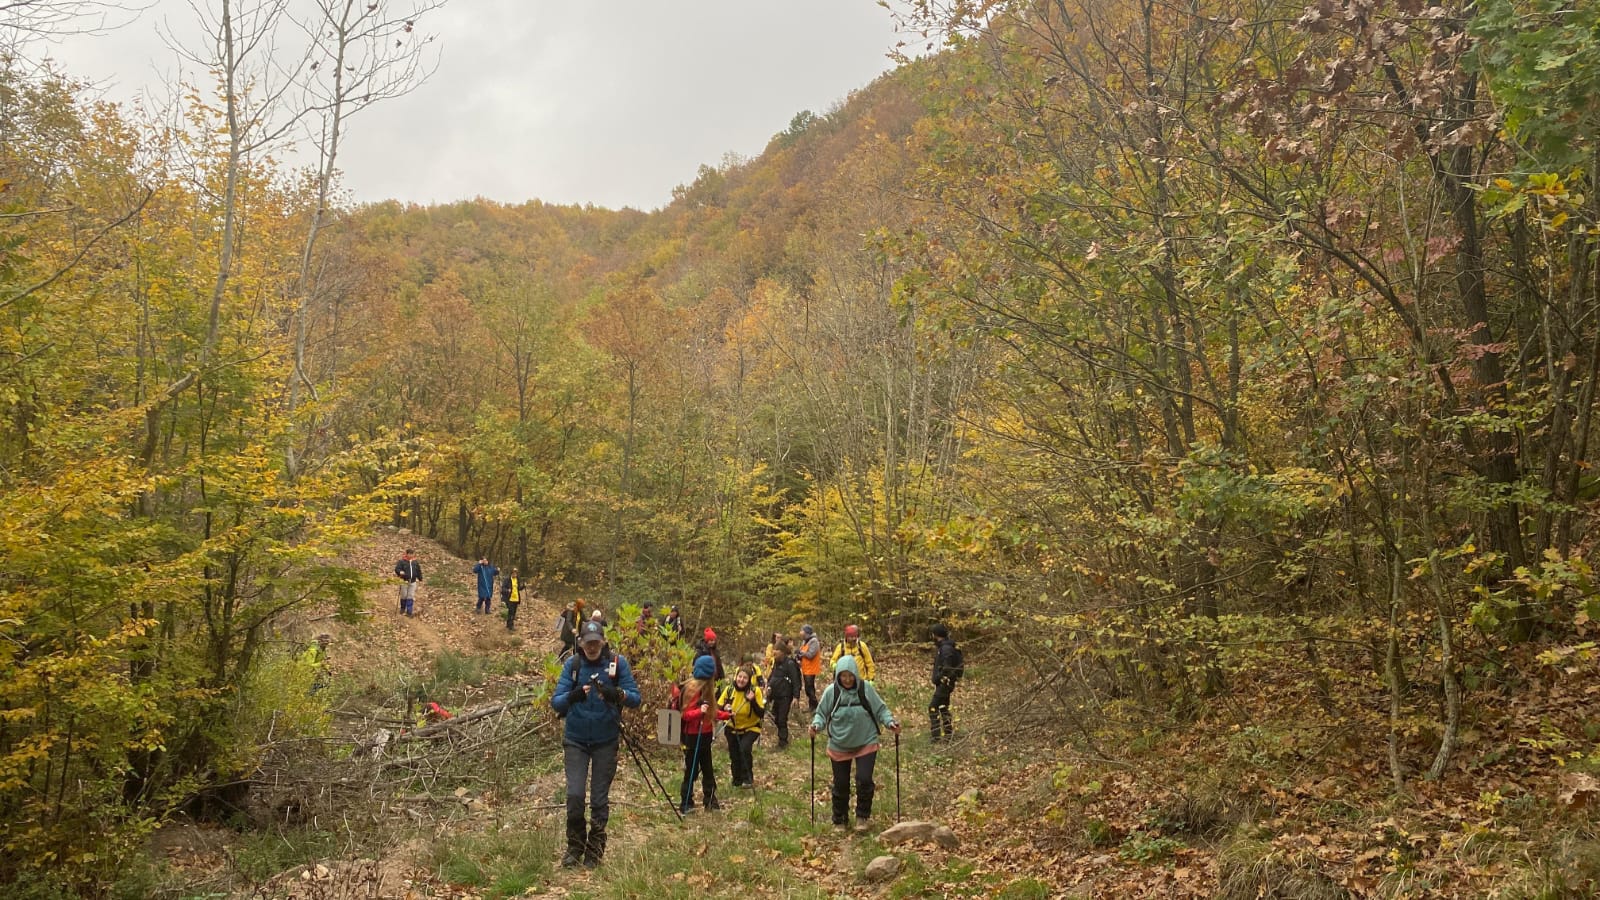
[312,527,566,683]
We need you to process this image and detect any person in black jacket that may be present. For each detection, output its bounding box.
[764,642,802,749]
[929,624,961,742]
[394,550,422,617]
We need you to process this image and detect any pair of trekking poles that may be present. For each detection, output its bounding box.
[809,729,900,825]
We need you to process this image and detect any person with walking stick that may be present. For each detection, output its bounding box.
[550,621,641,868]
[672,655,728,814]
[810,655,898,831]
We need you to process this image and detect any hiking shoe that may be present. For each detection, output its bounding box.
[560,851,582,868]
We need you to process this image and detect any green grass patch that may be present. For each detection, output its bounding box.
[886,858,1006,899]
[996,877,1055,900]
[1118,831,1185,863]
[1084,818,1120,848]
[429,825,554,898]
[232,828,340,882]
[580,807,832,900]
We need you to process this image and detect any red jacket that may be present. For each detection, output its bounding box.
[673,684,730,736]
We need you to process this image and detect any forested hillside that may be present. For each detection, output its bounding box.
[3,0,1598,896]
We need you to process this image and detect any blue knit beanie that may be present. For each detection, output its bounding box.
[692,655,716,680]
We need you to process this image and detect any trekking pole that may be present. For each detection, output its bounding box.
[622,727,683,823]
[809,732,816,823]
[632,731,681,818]
[894,730,902,823]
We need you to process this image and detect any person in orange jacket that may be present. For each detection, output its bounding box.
[797,624,823,710]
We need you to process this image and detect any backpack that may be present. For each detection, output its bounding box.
[555,650,613,718]
[822,683,890,736]
[947,645,965,681]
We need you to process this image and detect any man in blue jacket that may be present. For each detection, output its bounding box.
[471,557,498,614]
[550,620,641,868]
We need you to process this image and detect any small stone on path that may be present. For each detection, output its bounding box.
[864,855,901,882]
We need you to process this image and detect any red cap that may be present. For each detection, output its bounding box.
[704,627,717,642]
[844,624,860,639]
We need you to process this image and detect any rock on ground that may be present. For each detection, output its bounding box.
[864,855,901,882]
[878,820,938,846]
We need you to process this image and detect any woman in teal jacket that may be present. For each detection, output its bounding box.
[809,655,898,829]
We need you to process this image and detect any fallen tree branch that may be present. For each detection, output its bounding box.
[392,695,543,741]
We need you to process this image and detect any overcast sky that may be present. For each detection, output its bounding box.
[40,0,910,210]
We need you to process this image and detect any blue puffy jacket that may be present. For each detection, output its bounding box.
[550,649,642,745]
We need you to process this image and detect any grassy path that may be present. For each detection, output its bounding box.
[511,673,994,900]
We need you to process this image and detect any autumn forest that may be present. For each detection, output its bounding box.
[3,0,1599,896]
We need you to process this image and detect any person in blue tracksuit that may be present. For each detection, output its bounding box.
[550,621,641,867]
[471,557,499,614]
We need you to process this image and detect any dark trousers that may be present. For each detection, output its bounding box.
[929,682,955,740]
[768,694,794,747]
[725,729,758,785]
[476,593,493,613]
[504,600,520,630]
[802,674,818,709]
[679,731,717,809]
[563,739,619,862]
[830,751,878,824]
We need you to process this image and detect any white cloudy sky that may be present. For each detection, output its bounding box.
[39,0,910,210]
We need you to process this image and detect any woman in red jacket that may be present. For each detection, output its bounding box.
[672,655,728,814]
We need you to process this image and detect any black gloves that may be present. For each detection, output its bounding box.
[600,684,622,704]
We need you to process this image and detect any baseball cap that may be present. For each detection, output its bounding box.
[579,621,606,645]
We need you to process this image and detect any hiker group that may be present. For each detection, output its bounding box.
[392,549,530,631]
[385,549,964,870]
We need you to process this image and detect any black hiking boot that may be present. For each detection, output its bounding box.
[857,782,876,823]
[562,816,586,867]
[584,825,606,868]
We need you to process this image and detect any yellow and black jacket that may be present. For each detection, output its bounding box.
[829,640,875,682]
[716,682,766,733]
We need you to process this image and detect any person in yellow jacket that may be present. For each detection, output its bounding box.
[762,632,786,681]
[717,665,766,788]
[829,624,876,682]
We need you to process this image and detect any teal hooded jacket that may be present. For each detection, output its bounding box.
[811,655,896,753]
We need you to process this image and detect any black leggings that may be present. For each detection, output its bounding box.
[829,750,878,824]
[768,694,794,746]
[726,729,758,785]
[679,731,717,808]
[929,682,954,739]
